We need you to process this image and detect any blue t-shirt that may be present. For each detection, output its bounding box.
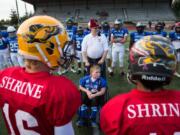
[84,28,90,35]
[7,37,18,53]
[1,31,8,38]
[130,31,151,43]
[152,31,167,37]
[101,29,111,42]
[0,37,8,50]
[79,75,107,92]
[101,30,110,38]
[169,32,180,41]
[66,26,77,41]
[111,28,129,39]
[72,34,85,51]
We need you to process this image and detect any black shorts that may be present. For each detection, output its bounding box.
[81,92,104,107]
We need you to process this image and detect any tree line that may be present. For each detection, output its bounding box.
[0,9,33,30]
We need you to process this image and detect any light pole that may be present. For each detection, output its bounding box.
[25,3,28,16]
[15,0,20,24]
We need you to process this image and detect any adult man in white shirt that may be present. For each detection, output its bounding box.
[82,19,108,78]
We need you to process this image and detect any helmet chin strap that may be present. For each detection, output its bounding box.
[127,72,137,85]
[35,43,51,67]
[55,35,73,69]
[55,35,79,69]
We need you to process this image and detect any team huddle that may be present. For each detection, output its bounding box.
[0,15,179,135]
[60,18,180,78]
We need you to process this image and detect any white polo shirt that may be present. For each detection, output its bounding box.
[82,33,108,59]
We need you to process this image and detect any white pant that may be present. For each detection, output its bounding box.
[172,41,180,50]
[177,52,180,62]
[112,44,125,67]
[75,51,82,63]
[0,48,11,69]
[172,41,180,62]
[10,53,24,66]
[106,44,112,59]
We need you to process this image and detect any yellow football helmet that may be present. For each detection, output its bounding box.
[17,15,69,69]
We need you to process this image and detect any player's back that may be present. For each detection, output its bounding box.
[7,37,18,53]
[74,34,84,51]
[66,26,77,40]
[0,67,81,135]
[100,89,180,135]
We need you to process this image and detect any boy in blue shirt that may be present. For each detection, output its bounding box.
[77,65,107,127]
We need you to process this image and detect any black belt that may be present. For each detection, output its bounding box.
[87,57,101,64]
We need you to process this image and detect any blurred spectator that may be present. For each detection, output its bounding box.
[148,20,152,29]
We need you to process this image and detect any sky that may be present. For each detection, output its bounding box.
[0,0,34,20]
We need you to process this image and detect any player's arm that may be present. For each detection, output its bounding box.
[72,37,76,54]
[81,36,89,65]
[93,87,106,97]
[79,77,91,95]
[79,85,91,95]
[120,34,128,44]
[93,78,107,97]
[99,35,108,63]
[120,29,128,44]
[82,51,89,64]
[110,33,116,43]
[112,36,120,43]
[54,121,74,135]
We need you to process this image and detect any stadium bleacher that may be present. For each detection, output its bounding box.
[25,0,177,23]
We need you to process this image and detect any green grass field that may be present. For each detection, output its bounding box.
[0,38,180,135]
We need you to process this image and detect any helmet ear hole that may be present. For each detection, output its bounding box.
[127,72,137,85]
[46,42,55,55]
[50,43,54,49]
[46,48,53,55]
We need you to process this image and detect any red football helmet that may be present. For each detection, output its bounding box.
[88,19,99,29]
[175,22,180,33]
